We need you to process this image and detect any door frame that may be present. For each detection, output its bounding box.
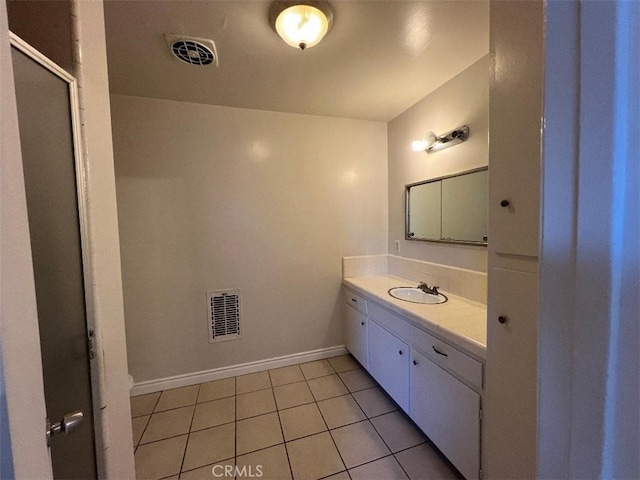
[9,31,101,472]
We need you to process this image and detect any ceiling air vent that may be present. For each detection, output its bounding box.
[165,34,219,67]
[207,289,242,343]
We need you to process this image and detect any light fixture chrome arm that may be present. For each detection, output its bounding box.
[412,125,470,153]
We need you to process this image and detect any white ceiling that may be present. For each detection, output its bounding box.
[104,1,489,122]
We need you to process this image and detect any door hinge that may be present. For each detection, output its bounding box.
[479,407,483,420]
[87,329,96,360]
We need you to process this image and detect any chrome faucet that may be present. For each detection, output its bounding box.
[418,282,439,295]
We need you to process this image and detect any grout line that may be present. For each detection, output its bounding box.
[233,375,237,468]
[274,395,295,480]
[133,414,152,449]
[177,384,200,476]
[320,395,348,476]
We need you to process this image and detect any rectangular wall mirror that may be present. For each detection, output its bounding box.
[405,166,488,246]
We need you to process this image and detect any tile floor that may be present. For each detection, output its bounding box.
[131,355,462,480]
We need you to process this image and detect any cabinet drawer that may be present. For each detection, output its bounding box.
[345,289,367,316]
[411,327,483,391]
[368,302,413,341]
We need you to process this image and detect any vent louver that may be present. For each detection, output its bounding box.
[165,34,219,67]
[207,289,241,343]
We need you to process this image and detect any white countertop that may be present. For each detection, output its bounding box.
[343,275,487,359]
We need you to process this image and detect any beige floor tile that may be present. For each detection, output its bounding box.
[155,385,199,412]
[134,435,187,480]
[237,388,276,420]
[322,472,350,480]
[179,459,235,480]
[236,371,272,394]
[394,443,461,480]
[273,381,314,410]
[348,456,408,480]
[236,412,284,455]
[131,392,161,417]
[331,421,390,468]
[352,387,397,418]
[237,444,292,480]
[132,415,150,446]
[279,403,327,441]
[286,431,345,480]
[182,423,235,472]
[299,359,335,380]
[191,396,235,431]
[317,395,366,429]
[269,365,304,387]
[140,406,194,444]
[327,355,360,373]
[307,375,349,401]
[370,411,425,453]
[197,377,235,403]
[338,369,376,393]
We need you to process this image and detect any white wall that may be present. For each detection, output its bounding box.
[387,56,489,272]
[111,95,388,383]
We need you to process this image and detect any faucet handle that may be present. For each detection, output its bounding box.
[432,286,439,295]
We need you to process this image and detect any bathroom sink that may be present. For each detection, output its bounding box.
[388,287,448,304]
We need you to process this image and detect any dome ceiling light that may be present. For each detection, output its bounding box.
[270,1,334,50]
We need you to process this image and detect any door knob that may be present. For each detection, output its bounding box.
[46,410,84,446]
[500,199,510,207]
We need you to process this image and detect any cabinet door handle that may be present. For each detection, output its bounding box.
[360,321,365,326]
[412,360,417,366]
[500,199,510,207]
[351,298,358,303]
[498,315,508,324]
[398,350,403,355]
[432,346,448,357]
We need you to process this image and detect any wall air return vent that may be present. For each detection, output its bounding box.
[165,34,219,66]
[207,289,242,343]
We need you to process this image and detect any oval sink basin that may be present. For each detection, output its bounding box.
[388,287,448,304]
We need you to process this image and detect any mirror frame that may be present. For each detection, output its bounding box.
[405,166,488,247]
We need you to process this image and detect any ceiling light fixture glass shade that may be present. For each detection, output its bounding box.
[412,126,470,153]
[273,2,333,50]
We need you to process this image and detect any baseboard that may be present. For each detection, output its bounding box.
[130,345,348,396]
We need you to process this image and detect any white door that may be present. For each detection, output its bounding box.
[11,37,97,479]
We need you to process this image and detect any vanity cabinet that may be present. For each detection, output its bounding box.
[368,319,409,412]
[344,301,368,368]
[411,349,480,480]
[343,288,484,479]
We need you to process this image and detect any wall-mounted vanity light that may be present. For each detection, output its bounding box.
[270,1,334,50]
[411,125,470,153]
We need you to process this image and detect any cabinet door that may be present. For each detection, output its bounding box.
[410,350,480,480]
[485,268,537,479]
[368,319,409,411]
[488,0,543,258]
[344,304,368,368]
